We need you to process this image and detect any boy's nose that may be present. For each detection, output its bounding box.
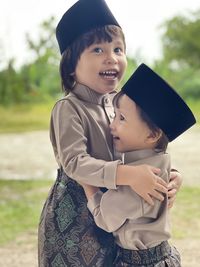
[105,53,118,65]
[110,120,115,131]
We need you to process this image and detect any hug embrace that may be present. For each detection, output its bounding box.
[38,0,196,266]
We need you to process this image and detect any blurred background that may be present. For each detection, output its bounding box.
[0,0,199,266]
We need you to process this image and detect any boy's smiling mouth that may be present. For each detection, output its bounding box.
[113,135,120,141]
[99,70,118,79]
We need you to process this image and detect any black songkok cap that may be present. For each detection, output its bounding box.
[122,63,196,141]
[56,0,120,54]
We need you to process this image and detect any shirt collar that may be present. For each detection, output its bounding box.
[124,149,164,164]
[70,83,116,105]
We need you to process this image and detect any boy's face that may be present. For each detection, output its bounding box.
[110,94,154,152]
[74,37,127,94]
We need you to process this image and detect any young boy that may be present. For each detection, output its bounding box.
[38,0,181,265]
[81,63,196,266]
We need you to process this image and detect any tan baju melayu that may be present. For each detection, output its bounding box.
[38,83,122,267]
[87,149,181,266]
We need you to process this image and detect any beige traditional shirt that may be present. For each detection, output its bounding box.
[50,83,122,188]
[88,149,171,250]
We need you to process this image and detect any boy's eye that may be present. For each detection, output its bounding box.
[114,47,123,53]
[120,114,125,121]
[93,47,103,53]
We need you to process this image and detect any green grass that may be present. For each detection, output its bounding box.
[171,186,200,239]
[0,180,199,246]
[0,102,54,133]
[0,179,52,245]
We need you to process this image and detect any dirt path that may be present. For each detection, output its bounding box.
[0,126,200,266]
[0,231,38,267]
[0,130,57,180]
[0,230,199,267]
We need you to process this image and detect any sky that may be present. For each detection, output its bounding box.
[0,0,200,68]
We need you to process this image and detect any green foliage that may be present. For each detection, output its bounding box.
[153,60,200,99]
[26,16,58,60]
[0,16,61,105]
[0,60,27,104]
[154,9,200,100]
[0,179,52,245]
[161,10,200,68]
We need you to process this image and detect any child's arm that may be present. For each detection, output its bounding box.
[51,99,167,205]
[80,182,99,199]
[79,164,167,206]
[83,157,170,234]
[116,164,167,206]
[84,177,167,233]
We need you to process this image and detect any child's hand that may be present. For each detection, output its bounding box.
[78,181,99,200]
[128,164,168,206]
[167,171,182,208]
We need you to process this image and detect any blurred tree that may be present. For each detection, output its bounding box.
[0,16,61,105]
[0,59,26,104]
[161,10,200,69]
[26,16,59,64]
[153,9,200,99]
[23,16,60,101]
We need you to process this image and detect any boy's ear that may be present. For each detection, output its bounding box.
[146,130,162,144]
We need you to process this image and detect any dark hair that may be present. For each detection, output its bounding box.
[59,25,126,94]
[113,91,169,152]
[139,108,169,152]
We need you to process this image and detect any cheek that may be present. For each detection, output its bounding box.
[120,126,133,141]
[124,58,128,68]
[122,56,128,67]
[75,63,82,79]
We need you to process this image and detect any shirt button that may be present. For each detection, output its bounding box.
[104,98,109,104]
[109,113,115,119]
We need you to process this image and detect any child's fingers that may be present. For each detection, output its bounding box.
[168,188,177,197]
[168,192,176,208]
[151,190,165,201]
[155,176,168,190]
[142,194,154,206]
[151,167,161,175]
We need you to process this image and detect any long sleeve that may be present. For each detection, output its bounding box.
[50,91,121,189]
[87,151,171,246]
[87,186,144,232]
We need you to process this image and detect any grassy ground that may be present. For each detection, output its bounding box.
[0,179,200,246]
[0,102,54,133]
[0,99,199,133]
[171,186,200,240]
[0,179,52,245]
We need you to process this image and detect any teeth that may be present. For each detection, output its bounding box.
[101,70,117,75]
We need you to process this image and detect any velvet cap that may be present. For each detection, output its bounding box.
[122,63,196,141]
[56,0,120,54]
